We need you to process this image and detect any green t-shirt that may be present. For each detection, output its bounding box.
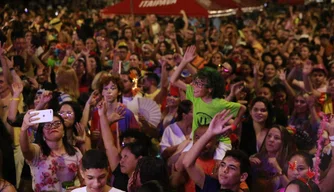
[186,85,241,144]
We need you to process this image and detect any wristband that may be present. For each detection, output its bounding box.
[10,98,20,101]
[231,124,237,131]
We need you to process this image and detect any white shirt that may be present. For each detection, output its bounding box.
[123,94,143,122]
[182,141,232,160]
[71,186,124,192]
[160,122,186,153]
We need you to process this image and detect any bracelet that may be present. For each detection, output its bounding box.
[9,68,14,71]
[231,124,237,131]
[10,98,20,101]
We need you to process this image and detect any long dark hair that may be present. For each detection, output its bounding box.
[250,96,273,128]
[175,100,192,121]
[138,180,165,192]
[286,179,320,192]
[133,157,169,191]
[257,125,295,167]
[35,114,77,157]
[59,101,82,135]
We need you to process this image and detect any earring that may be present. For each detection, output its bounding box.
[43,136,46,141]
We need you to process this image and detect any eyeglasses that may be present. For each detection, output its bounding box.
[191,78,207,89]
[44,120,62,130]
[58,111,74,117]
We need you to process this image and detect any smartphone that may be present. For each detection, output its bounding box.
[29,109,53,124]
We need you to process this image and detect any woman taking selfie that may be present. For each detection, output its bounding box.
[20,112,82,191]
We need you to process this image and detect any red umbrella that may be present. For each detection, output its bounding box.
[102,0,209,17]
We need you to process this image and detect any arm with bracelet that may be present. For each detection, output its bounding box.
[7,82,23,126]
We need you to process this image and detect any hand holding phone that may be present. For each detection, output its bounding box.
[29,109,53,124]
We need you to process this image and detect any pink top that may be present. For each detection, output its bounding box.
[27,144,82,192]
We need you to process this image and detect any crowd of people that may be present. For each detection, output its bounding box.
[1,1,334,192]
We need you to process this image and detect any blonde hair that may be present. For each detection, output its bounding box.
[91,71,109,91]
[56,66,80,99]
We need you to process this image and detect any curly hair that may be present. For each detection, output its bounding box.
[98,73,124,102]
[193,67,225,98]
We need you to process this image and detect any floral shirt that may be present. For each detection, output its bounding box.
[27,144,82,192]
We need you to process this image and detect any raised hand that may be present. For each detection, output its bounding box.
[74,122,86,144]
[12,82,23,97]
[230,81,244,96]
[108,104,126,123]
[182,46,196,64]
[303,62,313,75]
[5,56,14,68]
[87,90,100,106]
[39,91,53,106]
[207,110,233,136]
[81,48,90,57]
[97,101,107,116]
[277,69,286,82]
[22,110,40,131]
[28,77,39,89]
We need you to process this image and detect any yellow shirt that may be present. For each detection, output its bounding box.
[0,93,24,146]
[144,89,160,100]
[323,97,333,115]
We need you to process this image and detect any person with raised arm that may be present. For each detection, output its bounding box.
[183,110,250,192]
[19,112,82,191]
[97,101,150,191]
[170,46,246,159]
